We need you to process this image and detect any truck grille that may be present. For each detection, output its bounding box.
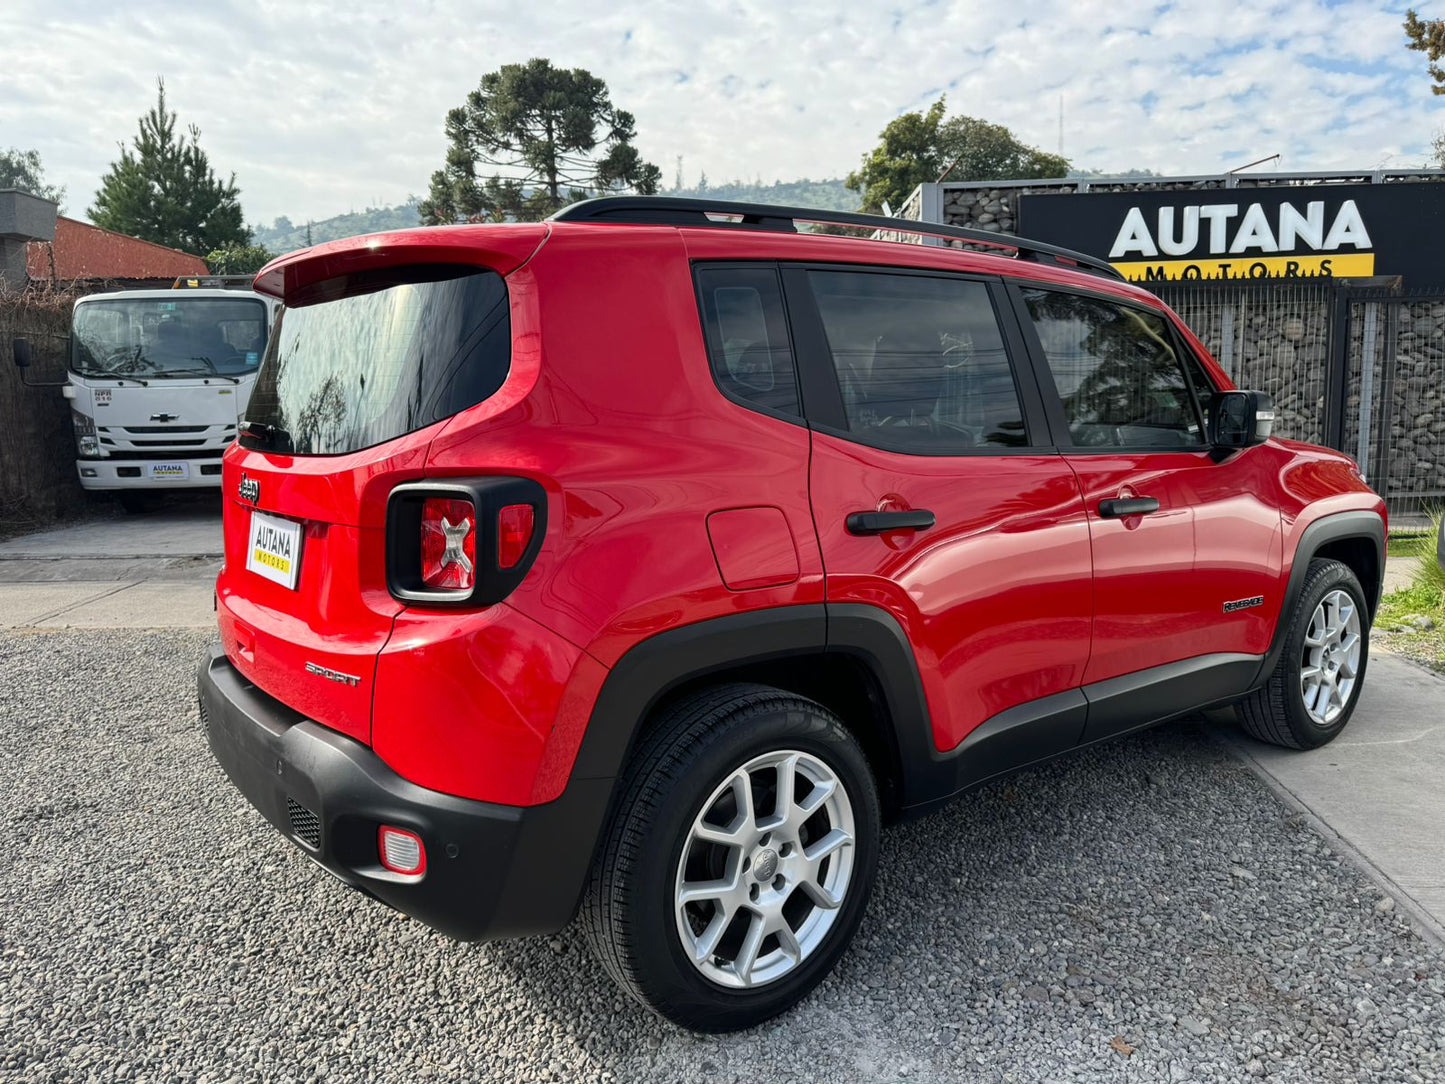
[286,798,321,849]
[119,425,211,434]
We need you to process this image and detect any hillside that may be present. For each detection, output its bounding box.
[250,203,422,254]
[251,179,858,253]
[669,177,856,210]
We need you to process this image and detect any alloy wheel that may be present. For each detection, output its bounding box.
[1300,588,1362,726]
[673,749,856,989]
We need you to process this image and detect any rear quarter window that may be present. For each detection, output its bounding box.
[694,265,802,418]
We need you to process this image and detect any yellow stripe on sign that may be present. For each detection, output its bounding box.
[252,548,290,572]
[1112,253,1376,282]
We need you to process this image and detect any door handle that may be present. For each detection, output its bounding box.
[1098,496,1160,518]
[846,509,936,535]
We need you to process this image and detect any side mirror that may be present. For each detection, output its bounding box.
[1211,390,1274,452]
[12,338,31,368]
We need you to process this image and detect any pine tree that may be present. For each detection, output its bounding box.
[89,79,248,254]
[1405,9,1445,94]
[419,58,662,224]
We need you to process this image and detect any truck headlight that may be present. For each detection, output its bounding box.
[72,409,100,457]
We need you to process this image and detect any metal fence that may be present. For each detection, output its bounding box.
[1152,279,1445,526]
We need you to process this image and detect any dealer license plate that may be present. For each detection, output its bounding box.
[147,462,189,480]
[246,510,303,590]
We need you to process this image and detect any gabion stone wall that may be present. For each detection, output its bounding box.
[921,178,1445,517]
[1377,300,1445,506]
[1155,283,1333,448]
[935,180,1237,235]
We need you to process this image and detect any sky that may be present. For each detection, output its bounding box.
[2,0,1443,227]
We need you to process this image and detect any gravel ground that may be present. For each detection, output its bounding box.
[2,628,1442,1084]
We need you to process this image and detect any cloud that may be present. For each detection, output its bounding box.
[0,0,1440,226]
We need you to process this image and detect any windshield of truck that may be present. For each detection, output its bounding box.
[71,297,270,380]
[238,264,511,456]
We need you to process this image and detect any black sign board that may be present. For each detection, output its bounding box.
[1017,182,1445,286]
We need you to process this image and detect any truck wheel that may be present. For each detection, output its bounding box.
[1236,558,1369,749]
[583,683,880,1032]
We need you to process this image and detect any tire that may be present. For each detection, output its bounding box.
[583,683,881,1032]
[1236,558,1370,749]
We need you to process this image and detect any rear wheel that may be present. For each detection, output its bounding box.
[1236,558,1369,749]
[583,683,881,1031]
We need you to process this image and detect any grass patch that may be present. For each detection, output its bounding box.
[1374,516,1445,673]
[1387,532,1431,558]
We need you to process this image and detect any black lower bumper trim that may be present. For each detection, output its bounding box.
[197,646,609,941]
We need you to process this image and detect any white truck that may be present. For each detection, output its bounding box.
[13,279,278,509]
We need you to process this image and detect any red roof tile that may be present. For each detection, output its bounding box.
[26,217,209,282]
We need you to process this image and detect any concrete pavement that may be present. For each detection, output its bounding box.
[1382,554,1419,595]
[0,579,216,628]
[0,508,220,627]
[1213,651,1445,949]
[0,506,221,560]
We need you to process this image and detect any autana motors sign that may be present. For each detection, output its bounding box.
[1017,183,1445,285]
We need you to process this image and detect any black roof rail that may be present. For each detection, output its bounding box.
[549,196,1124,282]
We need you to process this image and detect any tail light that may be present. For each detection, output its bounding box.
[497,504,535,570]
[386,478,546,606]
[421,498,476,590]
[378,825,426,876]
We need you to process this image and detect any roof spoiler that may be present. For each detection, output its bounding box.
[250,224,551,303]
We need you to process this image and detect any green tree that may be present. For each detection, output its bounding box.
[936,115,1069,183]
[89,79,248,254]
[0,147,65,205]
[846,97,1069,214]
[846,99,946,214]
[1405,9,1445,94]
[204,241,274,275]
[419,58,662,224]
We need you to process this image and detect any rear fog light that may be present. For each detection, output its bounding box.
[378,826,426,876]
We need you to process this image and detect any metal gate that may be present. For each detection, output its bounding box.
[1151,279,1445,525]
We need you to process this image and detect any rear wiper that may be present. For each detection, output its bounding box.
[239,419,291,450]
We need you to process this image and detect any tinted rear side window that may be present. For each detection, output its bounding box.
[695,266,801,418]
[806,270,1028,453]
[241,265,510,456]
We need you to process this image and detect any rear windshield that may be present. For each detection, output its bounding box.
[240,264,510,456]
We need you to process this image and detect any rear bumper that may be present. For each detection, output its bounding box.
[197,645,608,941]
[79,457,224,489]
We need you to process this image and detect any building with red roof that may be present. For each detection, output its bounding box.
[25,215,207,287]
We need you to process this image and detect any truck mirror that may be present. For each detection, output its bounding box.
[12,338,31,368]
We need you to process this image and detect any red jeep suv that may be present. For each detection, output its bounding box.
[199,197,1385,1031]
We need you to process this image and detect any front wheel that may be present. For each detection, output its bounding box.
[583,683,881,1031]
[1236,558,1370,749]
